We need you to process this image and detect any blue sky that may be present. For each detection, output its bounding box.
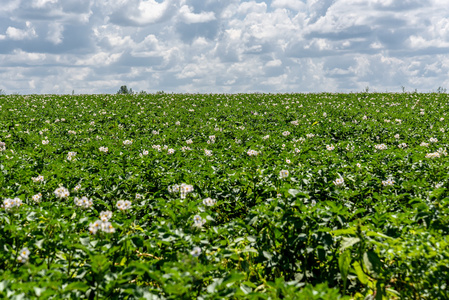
[1,0,449,94]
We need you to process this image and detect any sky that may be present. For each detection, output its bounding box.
[1,0,449,94]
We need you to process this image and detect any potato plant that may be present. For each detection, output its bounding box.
[0,92,448,299]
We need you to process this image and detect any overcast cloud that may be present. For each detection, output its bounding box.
[1,0,449,94]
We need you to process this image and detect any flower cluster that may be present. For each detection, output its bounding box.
[116,200,132,211]
[374,144,387,150]
[123,140,133,146]
[247,149,259,156]
[32,175,44,183]
[282,131,291,137]
[382,178,395,186]
[333,177,345,187]
[2,197,23,211]
[207,135,215,144]
[17,248,30,263]
[89,220,115,234]
[54,186,70,199]
[204,149,212,157]
[0,141,5,151]
[398,143,408,149]
[67,151,77,161]
[193,215,206,227]
[203,197,216,206]
[99,146,108,153]
[326,144,335,151]
[74,196,93,209]
[425,152,440,158]
[429,137,438,143]
[32,193,42,202]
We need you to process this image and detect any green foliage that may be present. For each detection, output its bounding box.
[117,85,133,95]
[0,93,448,298]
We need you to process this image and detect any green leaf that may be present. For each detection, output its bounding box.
[363,251,382,277]
[339,250,351,294]
[353,261,368,285]
[340,237,360,251]
[64,282,90,292]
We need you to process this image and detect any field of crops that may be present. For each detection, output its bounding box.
[0,93,448,299]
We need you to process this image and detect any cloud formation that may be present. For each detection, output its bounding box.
[0,0,448,94]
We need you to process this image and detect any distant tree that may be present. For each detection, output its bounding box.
[117,85,133,95]
[437,86,447,93]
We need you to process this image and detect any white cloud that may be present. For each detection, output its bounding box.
[47,23,64,44]
[178,5,216,24]
[271,0,306,11]
[1,0,449,94]
[5,22,37,40]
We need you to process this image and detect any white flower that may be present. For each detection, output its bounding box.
[168,184,180,194]
[204,149,212,157]
[193,215,206,227]
[100,221,115,233]
[394,134,400,139]
[291,120,299,126]
[32,175,44,183]
[306,133,315,138]
[99,146,108,153]
[420,142,429,147]
[116,200,132,211]
[333,177,345,187]
[326,144,335,151]
[54,187,70,199]
[32,193,42,203]
[0,141,6,151]
[190,246,202,257]
[74,196,93,209]
[398,143,408,149]
[203,197,216,206]
[429,137,438,143]
[42,139,49,145]
[135,193,143,199]
[17,247,30,263]
[89,220,102,234]
[262,135,270,140]
[186,139,193,144]
[67,151,77,161]
[382,178,395,186]
[3,197,23,211]
[374,144,387,150]
[279,170,289,178]
[180,183,194,199]
[426,152,440,158]
[247,149,259,156]
[99,211,113,222]
[282,131,291,137]
[123,140,133,145]
[286,158,291,164]
[73,184,81,192]
[167,148,175,155]
[356,163,361,168]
